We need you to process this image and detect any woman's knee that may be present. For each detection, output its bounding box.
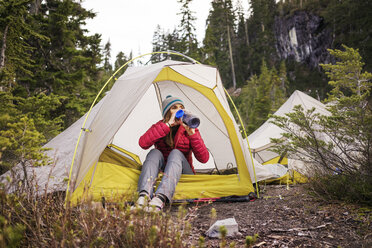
[146,149,163,160]
[143,149,164,167]
[167,149,184,163]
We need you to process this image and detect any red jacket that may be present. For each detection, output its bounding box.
[139,121,209,174]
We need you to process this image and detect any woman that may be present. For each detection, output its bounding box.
[136,95,209,211]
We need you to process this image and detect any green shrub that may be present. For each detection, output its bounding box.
[307,173,372,205]
[0,215,25,248]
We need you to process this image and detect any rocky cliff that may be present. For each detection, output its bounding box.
[274,11,334,69]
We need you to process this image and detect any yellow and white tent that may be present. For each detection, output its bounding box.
[67,59,260,203]
[247,90,330,183]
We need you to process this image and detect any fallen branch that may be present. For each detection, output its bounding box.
[253,241,266,247]
[271,222,332,233]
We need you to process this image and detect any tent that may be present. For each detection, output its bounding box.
[247,90,330,182]
[3,59,263,204]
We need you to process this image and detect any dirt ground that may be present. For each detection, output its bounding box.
[172,184,372,248]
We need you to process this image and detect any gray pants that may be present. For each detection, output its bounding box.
[137,149,193,201]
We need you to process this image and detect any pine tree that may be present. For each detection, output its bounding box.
[16,93,64,140]
[111,51,130,82]
[177,0,199,59]
[151,1,201,62]
[235,75,259,133]
[18,0,103,127]
[164,29,184,59]
[270,61,288,111]
[0,0,48,88]
[0,93,20,171]
[235,12,250,87]
[251,60,272,129]
[151,25,186,62]
[103,40,113,73]
[325,0,372,71]
[246,0,278,74]
[151,25,167,62]
[0,91,63,173]
[0,115,51,184]
[114,52,128,73]
[321,46,372,99]
[235,60,289,133]
[203,0,236,88]
[0,0,109,176]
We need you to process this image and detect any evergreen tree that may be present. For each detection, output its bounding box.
[16,93,64,140]
[0,0,104,174]
[151,25,185,62]
[114,52,128,73]
[103,40,113,73]
[270,61,288,111]
[321,46,372,99]
[0,0,48,88]
[0,92,60,174]
[164,28,185,58]
[235,60,289,133]
[151,25,167,62]
[177,0,200,60]
[110,51,130,82]
[246,0,278,74]
[0,116,51,183]
[251,60,272,129]
[324,0,372,71]
[235,74,259,133]
[17,0,103,127]
[151,1,201,63]
[203,0,236,88]
[235,12,250,87]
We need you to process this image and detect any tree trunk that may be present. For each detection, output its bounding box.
[245,21,249,46]
[0,24,9,69]
[227,25,236,89]
[21,160,30,190]
[30,0,42,14]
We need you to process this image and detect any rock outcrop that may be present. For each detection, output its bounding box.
[274,11,334,69]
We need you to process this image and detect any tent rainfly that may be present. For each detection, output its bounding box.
[3,60,262,204]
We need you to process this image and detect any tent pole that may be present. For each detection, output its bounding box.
[223,88,260,198]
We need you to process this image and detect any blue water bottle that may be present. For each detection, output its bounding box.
[175,109,200,128]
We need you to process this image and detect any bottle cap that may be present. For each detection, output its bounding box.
[175,109,184,119]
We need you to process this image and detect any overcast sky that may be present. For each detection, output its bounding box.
[81,0,248,64]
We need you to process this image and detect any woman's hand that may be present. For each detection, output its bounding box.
[167,111,182,127]
[166,109,195,135]
[183,123,195,136]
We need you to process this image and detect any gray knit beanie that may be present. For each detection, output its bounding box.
[161,95,184,117]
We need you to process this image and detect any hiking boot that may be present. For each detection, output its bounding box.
[145,196,164,212]
[137,195,148,206]
[130,194,150,210]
